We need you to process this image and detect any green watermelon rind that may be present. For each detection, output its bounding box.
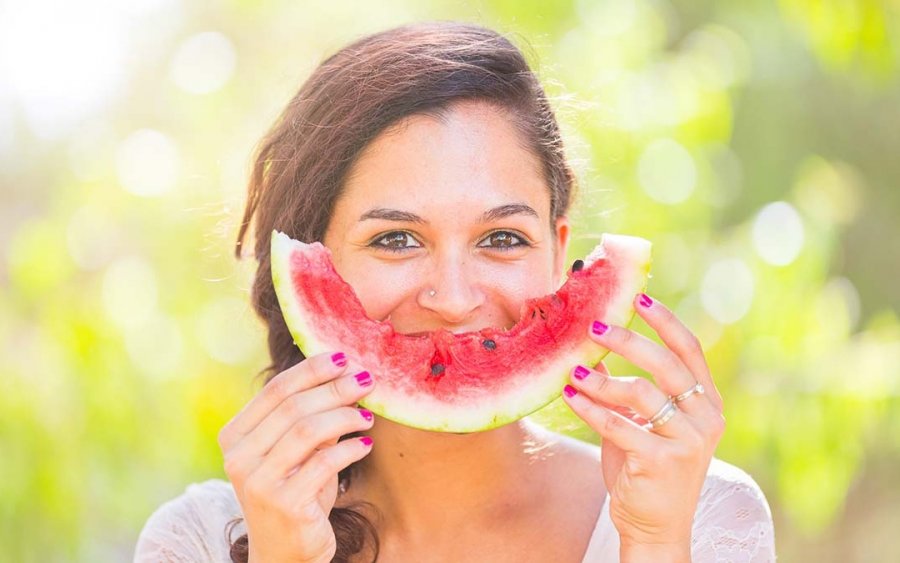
[271,232,332,358]
[271,230,652,433]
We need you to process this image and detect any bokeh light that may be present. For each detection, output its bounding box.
[637,138,697,204]
[124,313,185,380]
[701,258,755,324]
[102,256,159,330]
[116,129,180,197]
[195,296,261,365]
[67,204,122,271]
[0,0,126,138]
[169,31,237,95]
[752,201,805,266]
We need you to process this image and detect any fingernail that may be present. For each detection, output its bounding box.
[591,321,608,336]
[573,365,590,380]
[638,293,653,308]
[359,436,373,447]
[354,371,372,387]
[563,384,578,398]
[331,352,347,367]
[359,408,373,422]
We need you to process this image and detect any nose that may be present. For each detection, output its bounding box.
[419,247,485,324]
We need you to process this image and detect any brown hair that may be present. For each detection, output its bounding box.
[229,20,577,562]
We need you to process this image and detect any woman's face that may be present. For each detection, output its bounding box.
[322,101,569,335]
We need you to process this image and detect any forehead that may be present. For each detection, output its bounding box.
[338,101,549,217]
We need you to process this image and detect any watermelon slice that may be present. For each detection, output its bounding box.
[271,230,652,433]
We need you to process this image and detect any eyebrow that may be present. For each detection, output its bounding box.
[358,203,539,224]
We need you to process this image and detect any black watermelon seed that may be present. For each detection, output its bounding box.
[482,339,497,350]
[572,259,584,272]
[430,363,445,376]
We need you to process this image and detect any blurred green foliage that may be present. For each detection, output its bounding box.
[1,0,898,561]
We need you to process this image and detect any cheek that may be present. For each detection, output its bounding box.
[492,265,556,314]
[338,259,419,321]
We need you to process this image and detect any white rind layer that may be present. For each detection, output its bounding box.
[271,231,331,355]
[271,230,652,433]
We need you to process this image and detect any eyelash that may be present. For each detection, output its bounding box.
[368,230,532,254]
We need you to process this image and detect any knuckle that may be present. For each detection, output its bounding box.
[290,420,316,443]
[595,372,613,395]
[303,452,338,487]
[264,373,291,403]
[615,326,634,346]
[308,355,329,383]
[709,412,727,438]
[683,332,703,355]
[660,352,684,375]
[216,426,232,450]
[602,411,627,435]
[631,377,656,399]
[222,453,243,479]
[315,450,341,476]
[284,394,306,418]
[329,378,347,403]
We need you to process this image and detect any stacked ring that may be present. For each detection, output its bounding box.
[645,398,678,430]
[672,382,705,403]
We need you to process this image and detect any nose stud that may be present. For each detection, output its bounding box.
[428,289,436,297]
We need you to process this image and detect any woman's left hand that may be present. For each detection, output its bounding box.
[562,293,726,552]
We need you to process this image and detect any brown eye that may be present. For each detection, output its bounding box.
[370,231,421,252]
[479,231,529,250]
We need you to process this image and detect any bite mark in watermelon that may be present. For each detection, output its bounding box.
[271,230,652,433]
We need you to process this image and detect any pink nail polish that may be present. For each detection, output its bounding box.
[639,293,653,308]
[591,321,608,336]
[563,385,577,398]
[359,408,373,422]
[331,352,347,367]
[573,365,590,380]
[354,371,372,387]
[359,436,373,447]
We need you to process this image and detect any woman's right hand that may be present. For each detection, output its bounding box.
[218,351,376,563]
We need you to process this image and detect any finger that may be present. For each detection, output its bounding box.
[254,406,375,483]
[570,368,693,439]
[224,369,376,475]
[590,362,647,424]
[282,435,374,505]
[562,384,658,454]
[219,351,351,449]
[634,293,724,411]
[588,320,710,417]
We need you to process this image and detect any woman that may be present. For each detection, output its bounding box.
[135,21,775,562]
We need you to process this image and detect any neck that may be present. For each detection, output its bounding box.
[349,418,557,545]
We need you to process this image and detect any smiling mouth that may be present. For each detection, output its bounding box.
[402,331,431,338]
[399,324,514,337]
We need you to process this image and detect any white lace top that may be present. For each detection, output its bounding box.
[134,456,776,562]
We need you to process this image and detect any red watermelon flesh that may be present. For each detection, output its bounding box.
[271,230,652,433]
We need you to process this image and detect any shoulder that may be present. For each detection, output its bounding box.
[698,457,773,519]
[134,479,245,562]
[692,457,777,562]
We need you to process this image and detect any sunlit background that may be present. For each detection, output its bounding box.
[2,0,898,561]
